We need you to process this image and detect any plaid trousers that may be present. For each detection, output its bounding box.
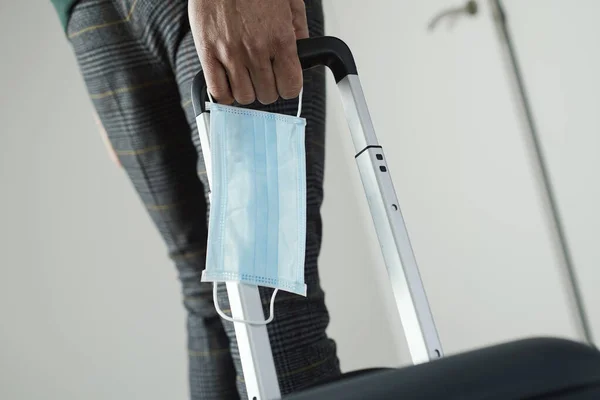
[66,0,341,398]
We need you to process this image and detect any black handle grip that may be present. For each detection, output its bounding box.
[191,36,357,115]
[296,36,357,81]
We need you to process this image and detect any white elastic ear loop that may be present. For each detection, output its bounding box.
[206,89,214,104]
[296,87,304,118]
[213,282,279,325]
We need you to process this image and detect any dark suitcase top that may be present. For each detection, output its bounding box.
[285,338,600,400]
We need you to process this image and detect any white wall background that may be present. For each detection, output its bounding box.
[320,0,600,370]
[1,0,598,399]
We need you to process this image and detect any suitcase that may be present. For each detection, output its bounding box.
[191,36,600,399]
[287,337,600,400]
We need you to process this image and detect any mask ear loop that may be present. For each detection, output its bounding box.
[296,87,304,118]
[213,282,279,325]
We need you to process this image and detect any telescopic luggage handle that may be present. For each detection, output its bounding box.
[191,36,443,400]
[192,36,358,113]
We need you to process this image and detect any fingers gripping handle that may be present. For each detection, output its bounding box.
[191,36,358,115]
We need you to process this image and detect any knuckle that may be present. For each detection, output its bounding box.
[194,37,213,54]
[258,93,278,105]
[218,41,241,62]
[250,57,272,72]
[236,96,255,105]
[244,37,268,55]
[200,54,220,71]
[279,86,301,100]
[280,79,302,99]
[278,73,303,99]
[209,84,230,98]
[272,32,295,50]
[235,91,256,105]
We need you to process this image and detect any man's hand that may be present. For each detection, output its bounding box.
[189,0,308,105]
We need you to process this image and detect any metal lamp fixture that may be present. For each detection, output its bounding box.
[429,0,594,346]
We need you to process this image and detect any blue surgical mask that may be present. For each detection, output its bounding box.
[201,91,307,325]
